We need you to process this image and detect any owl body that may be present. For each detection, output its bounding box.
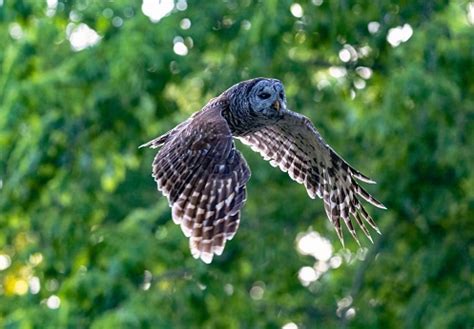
[141,78,385,263]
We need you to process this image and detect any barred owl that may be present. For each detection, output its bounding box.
[141,78,385,263]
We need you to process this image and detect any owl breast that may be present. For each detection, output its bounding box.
[222,110,262,136]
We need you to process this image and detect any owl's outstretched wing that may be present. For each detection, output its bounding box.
[238,109,385,245]
[141,104,250,263]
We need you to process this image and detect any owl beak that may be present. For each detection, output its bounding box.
[272,100,280,112]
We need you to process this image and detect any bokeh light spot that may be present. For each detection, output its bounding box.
[46,295,61,309]
[0,254,11,270]
[387,24,413,47]
[67,23,101,51]
[298,266,318,286]
[282,322,298,329]
[290,3,304,18]
[142,0,174,23]
[296,230,333,261]
[368,21,380,34]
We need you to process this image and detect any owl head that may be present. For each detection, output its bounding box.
[225,78,287,120]
[246,78,287,118]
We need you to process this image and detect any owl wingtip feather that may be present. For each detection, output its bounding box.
[139,141,159,149]
[377,203,387,210]
[199,252,213,264]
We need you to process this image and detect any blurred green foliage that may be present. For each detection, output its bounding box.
[1,0,473,328]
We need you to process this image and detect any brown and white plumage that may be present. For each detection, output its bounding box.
[141,78,385,263]
[141,102,250,263]
[238,111,386,246]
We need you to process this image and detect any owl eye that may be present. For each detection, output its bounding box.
[258,92,271,99]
